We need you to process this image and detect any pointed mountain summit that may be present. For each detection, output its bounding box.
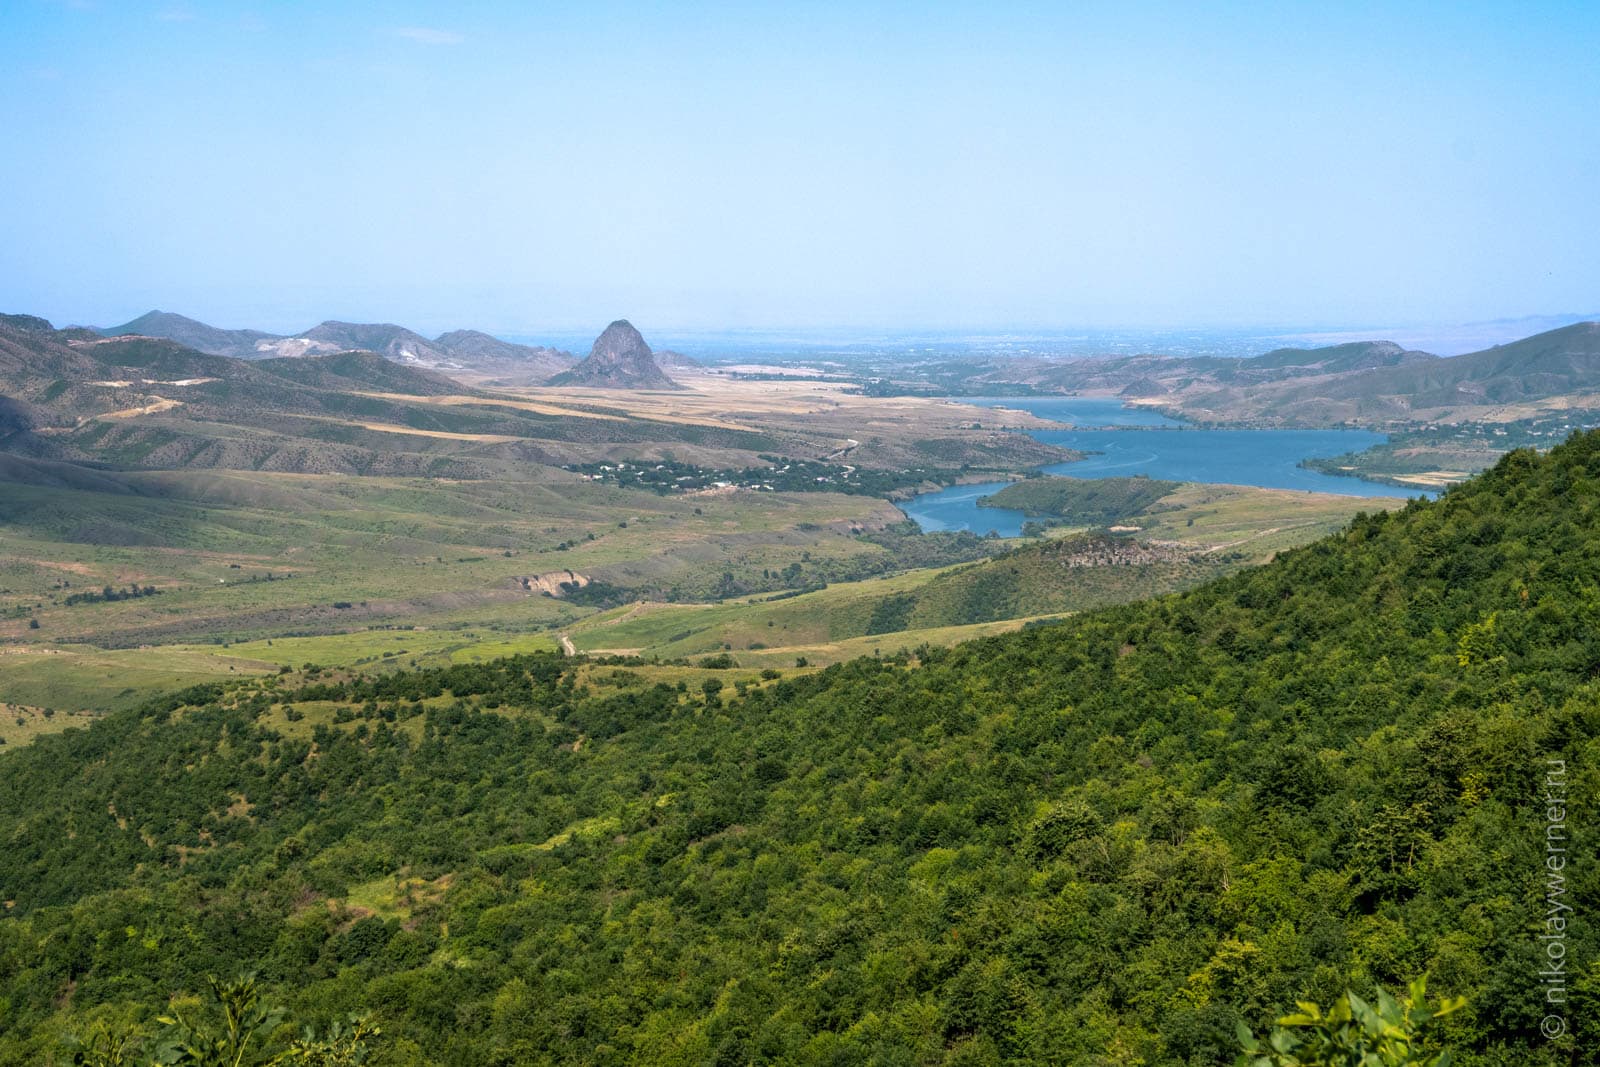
[547,320,683,389]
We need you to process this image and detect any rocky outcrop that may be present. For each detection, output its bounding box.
[547,320,683,390]
[514,570,591,596]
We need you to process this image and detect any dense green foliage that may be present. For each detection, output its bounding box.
[67,974,382,1066]
[1235,978,1465,1067]
[61,584,160,608]
[977,474,1181,525]
[5,435,1600,1063]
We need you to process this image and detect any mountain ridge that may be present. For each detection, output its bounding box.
[291,321,453,367]
[0,315,794,478]
[92,311,581,378]
[83,310,1600,423]
[951,320,1600,425]
[98,310,282,359]
[432,329,575,380]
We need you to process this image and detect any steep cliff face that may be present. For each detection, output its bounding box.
[547,320,683,389]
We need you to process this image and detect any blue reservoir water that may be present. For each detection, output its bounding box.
[903,397,1420,536]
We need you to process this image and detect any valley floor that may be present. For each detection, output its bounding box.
[0,455,1399,729]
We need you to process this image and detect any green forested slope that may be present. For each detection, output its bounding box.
[976,474,1180,524]
[3,436,1599,1064]
[897,533,1235,629]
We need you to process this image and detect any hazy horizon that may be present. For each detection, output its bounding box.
[3,2,1597,334]
[44,308,1597,362]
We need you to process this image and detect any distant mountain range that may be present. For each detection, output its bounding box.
[92,311,711,392]
[54,309,1600,424]
[3,317,460,424]
[93,310,280,360]
[432,329,574,380]
[92,311,709,386]
[0,314,773,478]
[289,321,453,366]
[941,321,1600,426]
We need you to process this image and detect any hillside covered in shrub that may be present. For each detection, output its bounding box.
[3,435,1599,1064]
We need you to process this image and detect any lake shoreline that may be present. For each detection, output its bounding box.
[901,396,1423,535]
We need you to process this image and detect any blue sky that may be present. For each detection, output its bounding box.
[1,1,1597,335]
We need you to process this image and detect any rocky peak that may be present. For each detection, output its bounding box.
[547,319,682,389]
